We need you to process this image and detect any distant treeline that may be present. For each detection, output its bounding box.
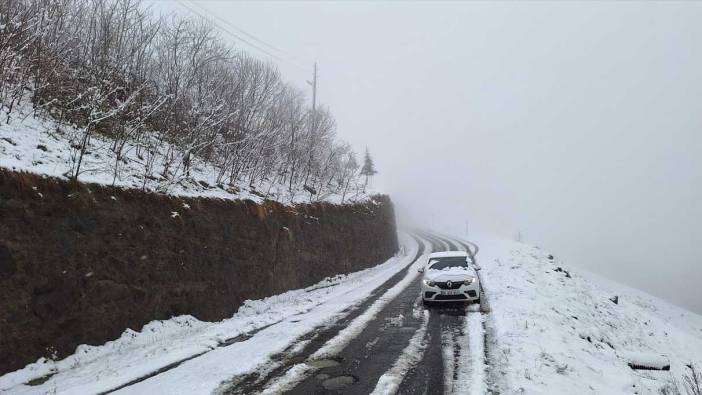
[0,0,372,202]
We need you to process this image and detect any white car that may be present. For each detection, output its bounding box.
[418,251,481,304]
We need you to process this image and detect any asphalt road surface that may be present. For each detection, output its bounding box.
[219,232,489,395]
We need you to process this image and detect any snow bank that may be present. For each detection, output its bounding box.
[471,235,702,394]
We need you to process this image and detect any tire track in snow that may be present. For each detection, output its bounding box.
[370,304,430,395]
[453,236,502,395]
[396,233,465,395]
[442,315,468,394]
[218,234,430,394]
[438,234,491,395]
[261,237,440,394]
[419,231,451,253]
[465,312,486,395]
[413,233,490,395]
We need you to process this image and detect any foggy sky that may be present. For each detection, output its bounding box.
[151,1,702,314]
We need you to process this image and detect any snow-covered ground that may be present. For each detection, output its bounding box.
[0,235,419,395]
[473,234,702,394]
[0,103,370,204]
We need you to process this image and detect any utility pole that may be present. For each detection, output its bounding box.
[307,62,317,114]
[302,62,318,190]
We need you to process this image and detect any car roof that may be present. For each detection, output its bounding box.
[428,251,469,258]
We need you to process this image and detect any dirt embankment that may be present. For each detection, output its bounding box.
[0,170,398,375]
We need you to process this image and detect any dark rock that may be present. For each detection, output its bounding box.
[610,295,619,304]
[554,266,571,278]
[303,185,317,195]
[36,144,48,152]
[547,254,554,260]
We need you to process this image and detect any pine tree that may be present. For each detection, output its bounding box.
[360,148,377,192]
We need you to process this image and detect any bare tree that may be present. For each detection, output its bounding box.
[0,0,372,200]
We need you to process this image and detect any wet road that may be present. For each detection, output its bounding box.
[219,232,487,395]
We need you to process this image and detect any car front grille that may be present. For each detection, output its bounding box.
[434,294,468,301]
[435,281,464,290]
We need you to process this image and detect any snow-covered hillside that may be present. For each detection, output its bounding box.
[1,233,700,394]
[0,104,371,205]
[475,235,702,394]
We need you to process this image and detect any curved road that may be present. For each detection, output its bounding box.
[218,232,488,395]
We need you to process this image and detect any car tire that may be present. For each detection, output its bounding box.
[422,299,432,308]
[474,297,481,305]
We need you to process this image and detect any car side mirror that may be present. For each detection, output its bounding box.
[474,265,482,271]
[417,267,424,273]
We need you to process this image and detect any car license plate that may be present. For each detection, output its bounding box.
[440,290,461,295]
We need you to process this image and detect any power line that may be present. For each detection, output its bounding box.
[188,1,284,56]
[175,0,284,63]
[175,0,307,71]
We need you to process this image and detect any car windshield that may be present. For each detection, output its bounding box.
[428,257,468,270]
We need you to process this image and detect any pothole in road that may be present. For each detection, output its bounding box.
[306,358,341,369]
[321,375,358,390]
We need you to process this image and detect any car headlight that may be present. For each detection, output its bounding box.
[464,277,475,284]
[423,279,436,287]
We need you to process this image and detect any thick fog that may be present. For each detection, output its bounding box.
[152,2,701,313]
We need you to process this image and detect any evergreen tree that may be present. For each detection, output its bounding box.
[360,148,377,192]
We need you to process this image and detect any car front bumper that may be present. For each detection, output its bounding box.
[420,281,480,302]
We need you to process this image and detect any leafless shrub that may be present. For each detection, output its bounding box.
[660,364,702,395]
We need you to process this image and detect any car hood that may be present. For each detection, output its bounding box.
[424,267,475,282]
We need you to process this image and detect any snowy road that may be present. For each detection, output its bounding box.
[214,233,490,395]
